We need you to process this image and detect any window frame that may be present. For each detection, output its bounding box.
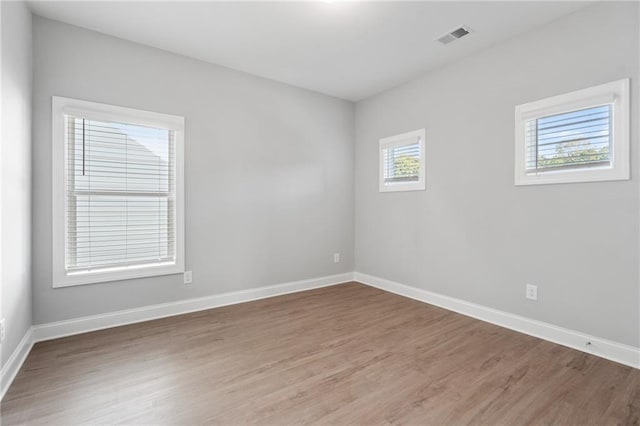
[52,96,185,288]
[514,79,630,186]
[379,128,426,192]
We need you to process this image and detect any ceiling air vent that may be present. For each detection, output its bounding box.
[436,25,472,45]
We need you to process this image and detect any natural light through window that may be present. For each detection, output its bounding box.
[66,118,174,272]
[515,79,629,185]
[52,97,185,287]
[379,129,426,192]
[526,105,611,172]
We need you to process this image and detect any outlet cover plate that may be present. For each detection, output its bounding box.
[526,284,538,301]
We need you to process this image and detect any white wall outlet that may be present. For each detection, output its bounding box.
[184,271,193,284]
[0,319,6,343]
[333,253,340,263]
[526,284,538,301]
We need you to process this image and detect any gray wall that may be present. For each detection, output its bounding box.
[27,2,640,350]
[355,1,640,347]
[1,1,32,368]
[32,17,354,325]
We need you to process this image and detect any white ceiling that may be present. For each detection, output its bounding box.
[28,1,591,101]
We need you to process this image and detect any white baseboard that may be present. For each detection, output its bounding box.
[32,272,354,343]
[354,272,639,369]
[1,328,34,401]
[3,270,637,403]
[0,272,352,401]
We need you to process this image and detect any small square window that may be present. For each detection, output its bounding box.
[379,129,426,192]
[515,79,629,185]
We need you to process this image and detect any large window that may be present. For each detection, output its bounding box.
[514,79,629,185]
[379,128,426,192]
[52,97,184,287]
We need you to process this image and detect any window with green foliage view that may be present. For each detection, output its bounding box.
[379,128,425,192]
[514,79,628,186]
[526,105,611,172]
[384,144,421,183]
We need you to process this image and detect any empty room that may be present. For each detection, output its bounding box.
[0,0,639,424]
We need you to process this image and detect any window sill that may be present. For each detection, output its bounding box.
[52,262,184,288]
[379,181,426,192]
[514,165,629,186]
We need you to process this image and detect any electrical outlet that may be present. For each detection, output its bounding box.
[526,284,538,301]
[0,319,6,343]
[184,271,193,284]
[333,253,340,263]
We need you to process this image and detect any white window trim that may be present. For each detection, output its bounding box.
[379,128,426,192]
[51,96,185,288]
[514,78,630,186]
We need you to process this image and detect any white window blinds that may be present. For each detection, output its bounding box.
[515,79,629,186]
[65,115,176,273]
[379,129,426,192]
[382,141,421,184]
[525,105,612,173]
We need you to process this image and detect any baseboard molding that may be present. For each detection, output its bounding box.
[0,272,353,401]
[3,270,636,403]
[354,272,640,369]
[32,272,354,343]
[1,328,34,401]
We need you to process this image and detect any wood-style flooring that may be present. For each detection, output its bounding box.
[1,282,639,425]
